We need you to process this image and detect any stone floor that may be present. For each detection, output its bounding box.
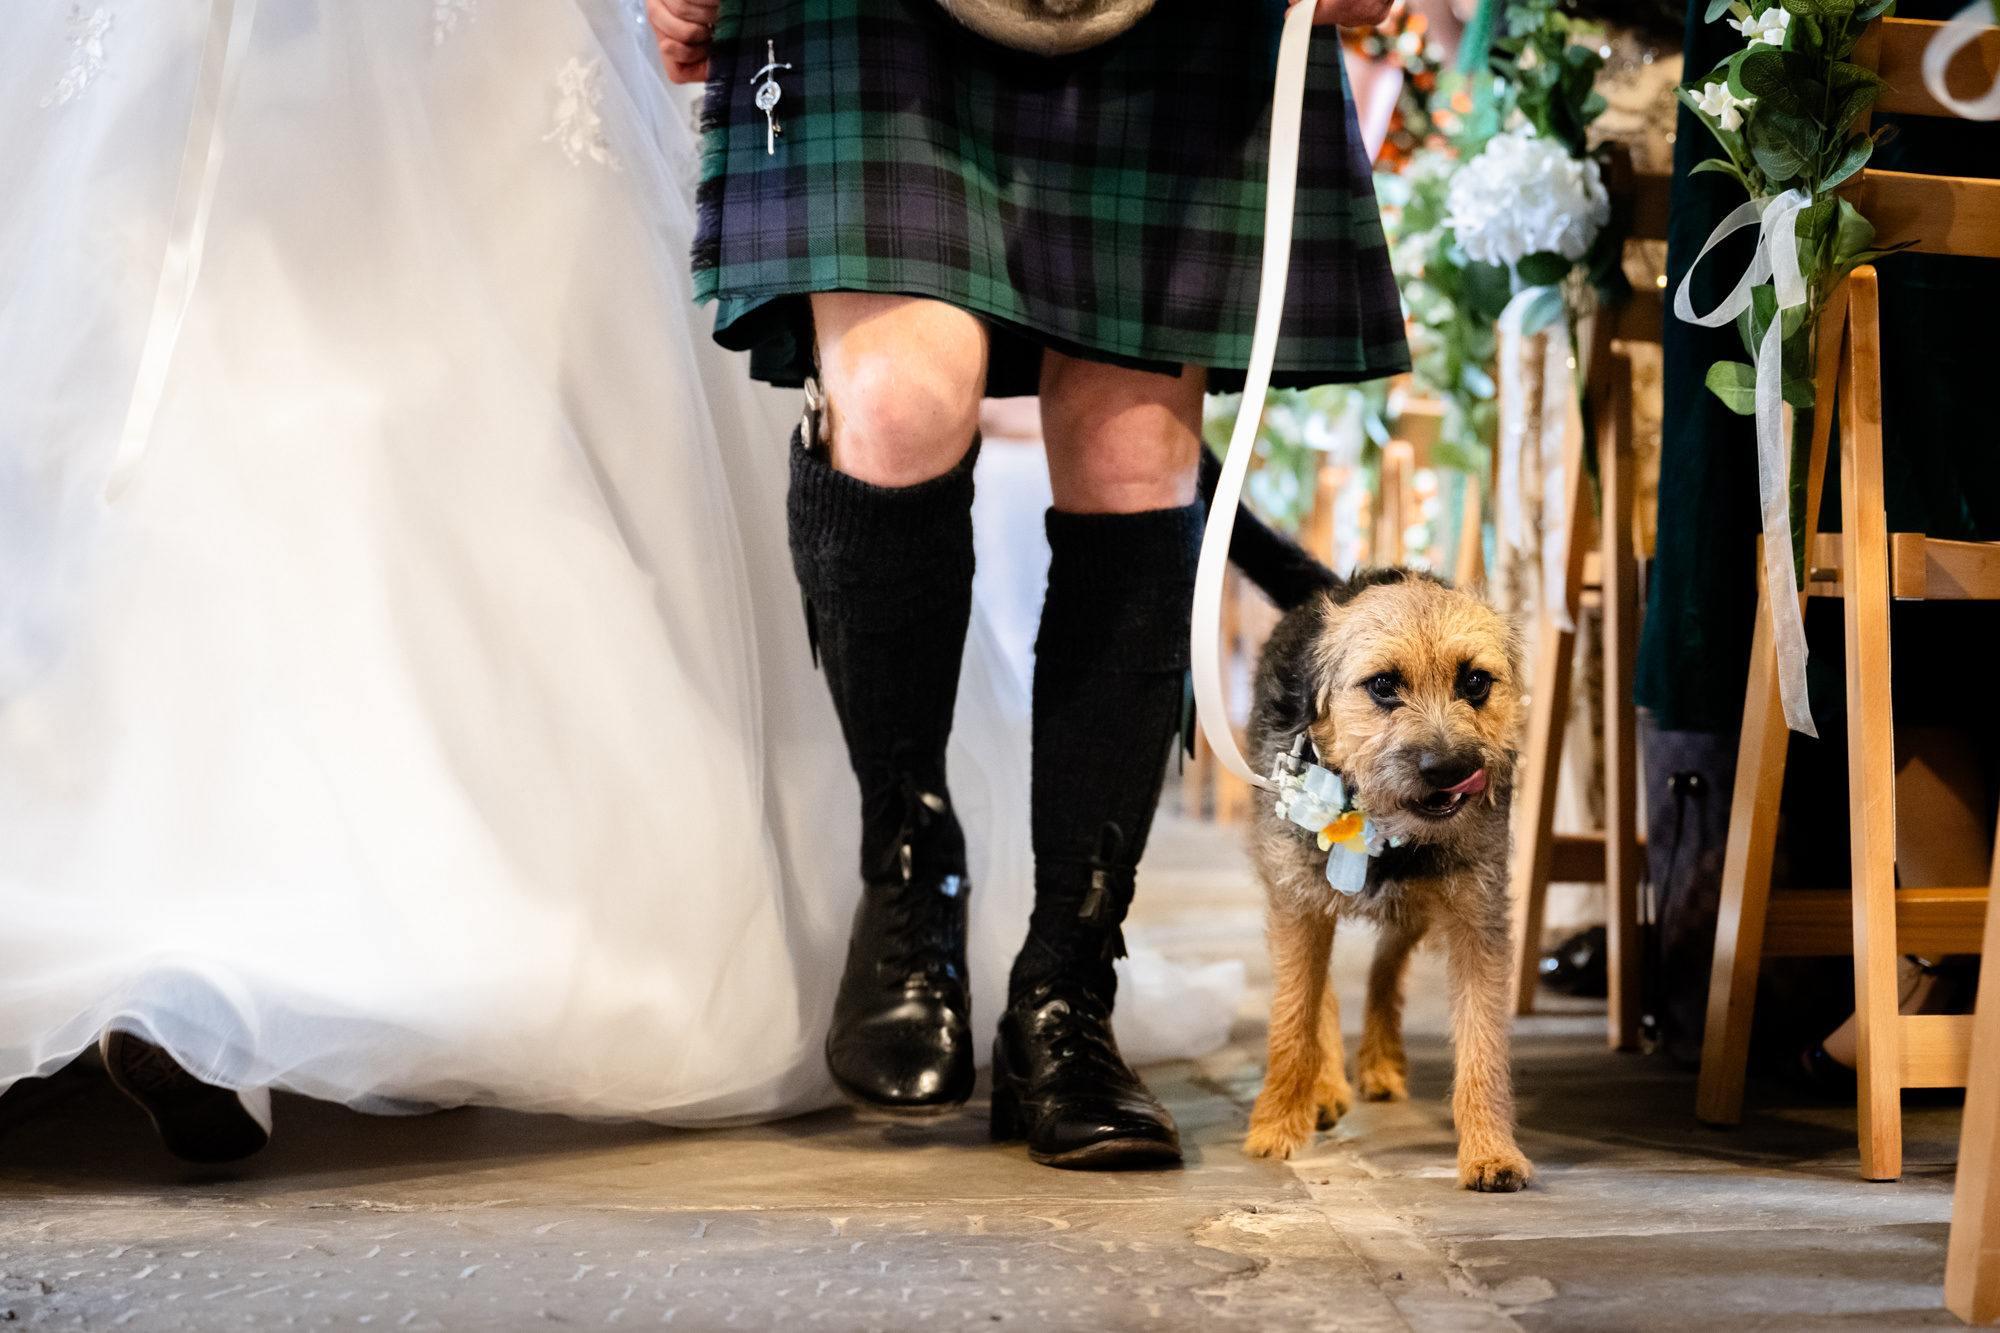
[0,816,1971,1331]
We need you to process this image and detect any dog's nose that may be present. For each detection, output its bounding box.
[1417,751,1482,790]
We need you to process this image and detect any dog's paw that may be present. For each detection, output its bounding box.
[1457,1147,1534,1193]
[1356,1061,1407,1103]
[1245,1095,1317,1159]
[1243,1119,1313,1159]
[1312,1076,1353,1130]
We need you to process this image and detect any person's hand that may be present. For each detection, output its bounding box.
[1288,0,1397,26]
[647,0,718,84]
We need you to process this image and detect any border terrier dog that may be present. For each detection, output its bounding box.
[1237,566,1531,1192]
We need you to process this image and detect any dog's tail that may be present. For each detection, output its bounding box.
[1201,445,1341,612]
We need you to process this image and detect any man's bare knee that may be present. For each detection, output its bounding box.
[1040,357,1203,513]
[811,293,986,487]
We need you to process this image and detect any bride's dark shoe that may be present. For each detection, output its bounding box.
[101,1030,270,1164]
[825,779,974,1115]
[990,979,1180,1169]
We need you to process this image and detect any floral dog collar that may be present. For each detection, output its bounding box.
[1270,736,1403,896]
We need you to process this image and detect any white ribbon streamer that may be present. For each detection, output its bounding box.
[1495,286,1575,634]
[1923,2,2000,121]
[1673,188,1818,737]
[105,0,262,500]
[1190,0,1316,793]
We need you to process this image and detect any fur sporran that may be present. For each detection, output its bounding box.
[932,0,1158,55]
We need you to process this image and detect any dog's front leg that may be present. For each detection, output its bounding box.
[1246,907,1334,1159]
[1312,972,1353,1129]
[1443,905,1533,1192]
[1356,915,1423,1102]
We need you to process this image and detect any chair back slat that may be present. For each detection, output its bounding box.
[1872,16,2000,118]
[1844,168,2000,258]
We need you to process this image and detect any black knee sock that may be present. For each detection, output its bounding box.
[787,427,978,879]
[1010,502,1203,1004]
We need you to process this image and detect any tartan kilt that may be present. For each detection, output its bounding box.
[693,0,1411,396]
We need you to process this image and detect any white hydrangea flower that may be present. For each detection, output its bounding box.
[1731,6,1791,46]
[1442,126,1612,267]
[1696,80,1758,132]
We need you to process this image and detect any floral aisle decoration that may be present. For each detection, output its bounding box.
[1676,0,1908,735]
[1375,144,1508,574]
[1441,0,1628,630]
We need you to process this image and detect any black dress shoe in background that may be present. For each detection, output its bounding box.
[101,1030,270,1164]
[825,783,975,1115]
[990,981,1181,1169]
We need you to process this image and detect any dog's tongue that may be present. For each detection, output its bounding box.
[1442,768,1488,796]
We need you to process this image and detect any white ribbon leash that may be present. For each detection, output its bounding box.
[1190,0,1316,793]
[1924,2,2000,121]
[105,0,261,501]
[1673,187,1818,737]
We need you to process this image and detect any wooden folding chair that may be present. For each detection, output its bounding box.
[1510,148,1671,1050]
[1948,806,2000,1324]
[1694,16,2000,1181]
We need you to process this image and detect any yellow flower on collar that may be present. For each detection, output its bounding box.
[1317,810,1365,850]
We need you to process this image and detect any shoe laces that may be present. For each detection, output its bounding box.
[872,775,967,989]
[1019,980,1129,1077]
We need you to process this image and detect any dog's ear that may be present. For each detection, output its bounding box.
[1282,593,1343,756]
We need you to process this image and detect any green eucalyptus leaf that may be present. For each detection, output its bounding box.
[1746,113,1816,184]
[1690,157,1752,188]
[1821,133,1873,189]
[1855,0,1894,19]
[1832,195,1877,265]
[1707,361,1760,414]
[1783,375,1817,410]
[1707,0,1737,19]
[1737,284,1778,361]
[1516,250,1572,286]
[1460,260,1514,321]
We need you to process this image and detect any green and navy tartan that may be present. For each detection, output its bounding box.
[693,0,1411,396]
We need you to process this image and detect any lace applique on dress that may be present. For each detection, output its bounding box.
[432,0,475,48]
[544,57,621,170]
[41,5,113,109]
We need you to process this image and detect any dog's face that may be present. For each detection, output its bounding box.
[1305,575,1523,847]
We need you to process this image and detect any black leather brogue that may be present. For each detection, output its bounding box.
[990,980,1181,1169]
[825,782,974,1115]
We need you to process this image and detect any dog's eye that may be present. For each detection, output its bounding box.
[1459,668,1494,705]
[1364,674,1402,708]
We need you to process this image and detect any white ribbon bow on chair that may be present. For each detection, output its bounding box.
[1673,187,1819,737]
[1924,2,2000,121]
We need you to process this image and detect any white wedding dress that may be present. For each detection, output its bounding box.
[0,0,1050,1124]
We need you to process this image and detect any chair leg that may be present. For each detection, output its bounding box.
[1509,374,1591,1016]
[1944,795,2000,1323]
[1694,566,1790,1125]
[1601,350,1642,1051]
[1839,267,1902,1182]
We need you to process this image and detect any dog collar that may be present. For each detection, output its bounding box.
[1269,735,1404,896]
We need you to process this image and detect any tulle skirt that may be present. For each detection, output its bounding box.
[0,0,1040,1124]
